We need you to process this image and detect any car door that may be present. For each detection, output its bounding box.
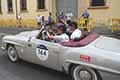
[23,38,61,70]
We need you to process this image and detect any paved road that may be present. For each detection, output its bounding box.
[0,27,120,80]
[0,53,70,80]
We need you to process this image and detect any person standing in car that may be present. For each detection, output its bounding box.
[57,12,66,24]
[41,16,45,26]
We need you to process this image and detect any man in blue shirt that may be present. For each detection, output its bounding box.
[82,10,89,19]
[48,12,52,25]
[57,12,65,23]
[81,10,90,31]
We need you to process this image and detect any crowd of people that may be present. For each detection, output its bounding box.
[17,9,90,43]
[17,9,90,29]
[36,12,54,28]
[42,20,84,43]
[35,9,90,43]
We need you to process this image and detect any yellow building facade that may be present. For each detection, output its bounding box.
[0,0,120,23]
[0,0,53,20]
[78,0,120,23]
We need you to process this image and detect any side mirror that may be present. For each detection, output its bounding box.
[28,37,32,42]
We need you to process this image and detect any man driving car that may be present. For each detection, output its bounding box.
[48,23,69,43]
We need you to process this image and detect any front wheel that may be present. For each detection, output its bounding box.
[71,66,99,80]
[7,45,19,62]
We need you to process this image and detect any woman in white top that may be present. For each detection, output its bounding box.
[48,24,69,43]
[69,22,82,41]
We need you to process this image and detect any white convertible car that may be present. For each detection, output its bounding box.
[1,26,120,80]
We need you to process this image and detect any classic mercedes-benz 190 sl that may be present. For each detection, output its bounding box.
[1,26,120,80]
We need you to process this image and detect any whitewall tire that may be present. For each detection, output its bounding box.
[71,66,98,80]
[7,45,19,62]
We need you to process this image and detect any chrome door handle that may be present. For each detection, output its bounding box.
[27,43,32,47]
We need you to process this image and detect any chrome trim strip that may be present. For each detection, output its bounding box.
[66,59,120,75]
[4,40,25,47]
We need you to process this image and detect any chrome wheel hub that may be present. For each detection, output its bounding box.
[9,49,16,58]
[79,70,92,80]
[8,47,17,62]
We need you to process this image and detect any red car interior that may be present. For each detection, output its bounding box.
[61,33,99,47]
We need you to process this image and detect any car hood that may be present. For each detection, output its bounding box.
[3,30,40,41]
[95,36,120,53]
[16,30,39,38]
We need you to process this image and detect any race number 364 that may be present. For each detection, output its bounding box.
[36,48,49,61]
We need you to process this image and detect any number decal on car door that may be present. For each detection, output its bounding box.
[36,45,49,61]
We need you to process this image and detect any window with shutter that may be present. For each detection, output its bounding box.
[7,0,13,12]
[20,0,27,11]
[37,0,45,9]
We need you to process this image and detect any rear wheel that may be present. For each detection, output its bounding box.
[7,45,19,62]
[71,65,99,80]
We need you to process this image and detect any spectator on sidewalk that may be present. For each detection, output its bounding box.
[81,9,90,31]
[48,12,53,25]
[57,12,66,24]
[36,14,42,28]
[17,13,22,27]
[17,13,22,20]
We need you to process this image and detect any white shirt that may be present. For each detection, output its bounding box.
[17,15,22,20]
[70,29,82,40]
[53,33,69,43]
[66,13,73,20]
[36,16,42,23]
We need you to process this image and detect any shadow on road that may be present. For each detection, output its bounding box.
[0,52,71,80]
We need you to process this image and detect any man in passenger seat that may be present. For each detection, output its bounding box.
[69,22,82,41]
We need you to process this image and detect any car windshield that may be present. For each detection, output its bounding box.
[18,30,40,38]
[37,25,57,40]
